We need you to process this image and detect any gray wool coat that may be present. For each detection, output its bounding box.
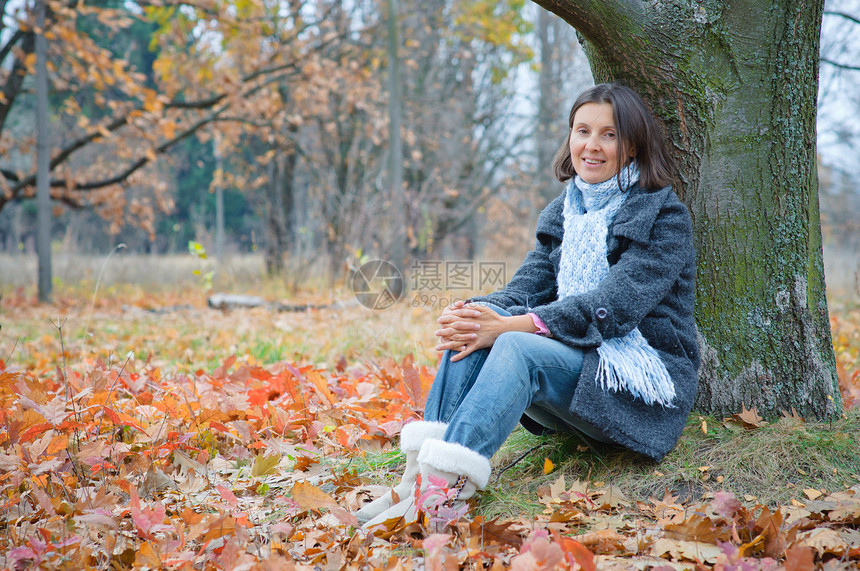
[471,182,699,462]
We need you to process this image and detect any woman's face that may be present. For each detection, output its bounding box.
[569,102,628,184]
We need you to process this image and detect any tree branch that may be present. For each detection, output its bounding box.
[0,29,23,66]
[0,0,344,210]
[18,107,229,194]
[821,57,860,72]
[823,10,860,26]
[0,29,34,134]
[530,0,645,45]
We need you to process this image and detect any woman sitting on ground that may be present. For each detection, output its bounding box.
[356,82,700,528]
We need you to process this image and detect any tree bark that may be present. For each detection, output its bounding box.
[263,144,297,276]
[35,0,52,303]
[532,0,840,418]
[387,0,407,273]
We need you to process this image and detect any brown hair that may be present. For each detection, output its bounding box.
[552,83,676,190]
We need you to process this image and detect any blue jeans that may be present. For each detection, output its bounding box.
[424,304,611,458]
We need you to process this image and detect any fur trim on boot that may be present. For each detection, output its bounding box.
[362,438,491,530]
[354,421,447,523]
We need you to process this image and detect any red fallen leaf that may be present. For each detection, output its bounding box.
[19,423,53,443]
[90,460,116,473]
[784,544,815,571]
[552,531,596,571]
[100,406,146,432]
[514,531,564,570]
[711,491,743,519]
[217,485,239,508]
[131,498,170,539]
[208,421,230,432]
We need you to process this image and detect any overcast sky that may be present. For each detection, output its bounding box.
[819,0,860,174]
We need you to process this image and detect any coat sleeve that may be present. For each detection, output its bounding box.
[468,193,564,313]
[531,191,694,348]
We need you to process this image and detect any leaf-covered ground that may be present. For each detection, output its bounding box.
[0,287,859,570]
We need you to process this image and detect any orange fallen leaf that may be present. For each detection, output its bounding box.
[290,481,339,512]
[784,544,815,571]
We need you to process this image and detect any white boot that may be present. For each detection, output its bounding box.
[362,438,492,530]
[355,421,447,523]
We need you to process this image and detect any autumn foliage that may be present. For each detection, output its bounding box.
[0,350,434,568]
[0,291,856,569]
[0,341,857,568]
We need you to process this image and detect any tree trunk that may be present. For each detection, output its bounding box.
[263,157,285,275]
[214,137,225,265]
[387,0,407,273]
[35,0,52,304]
[532,0,840,418]
[263,145,297,276]
[536,7,573,208]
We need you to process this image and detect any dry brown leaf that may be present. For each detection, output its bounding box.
[472,517,526,548]
[651,538,722,564]
[664,514,723,543]
[797,527,848,556]
[290,481,339,512]
[573,528,627,551]
[549,474,566,499]
[731,404,766,428]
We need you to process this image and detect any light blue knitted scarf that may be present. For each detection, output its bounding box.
[559,162,676,407]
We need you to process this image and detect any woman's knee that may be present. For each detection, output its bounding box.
[493,331,537,353]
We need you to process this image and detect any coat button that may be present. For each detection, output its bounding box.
[595,307,608,321]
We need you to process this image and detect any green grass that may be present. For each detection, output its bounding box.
[477,408,860,519]
[353,409,860,521]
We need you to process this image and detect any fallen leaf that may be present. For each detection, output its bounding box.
[251,453,281,477]
[783,544,815,571]
[290,481,339,512]
[217,485,240,508]
[549,474,566,499]
[798,527,848,556]
[552,531,596,571]
[651,538,722,564]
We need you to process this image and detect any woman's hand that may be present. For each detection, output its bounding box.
[435,303,534,362]
[434,300,482,348]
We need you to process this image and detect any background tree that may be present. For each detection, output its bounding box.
[531,0,840,418]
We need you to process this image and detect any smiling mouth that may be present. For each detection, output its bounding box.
[582,158,604,165]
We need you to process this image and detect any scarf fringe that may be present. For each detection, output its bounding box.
[561,162,677,407]
[596,330,676,407]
